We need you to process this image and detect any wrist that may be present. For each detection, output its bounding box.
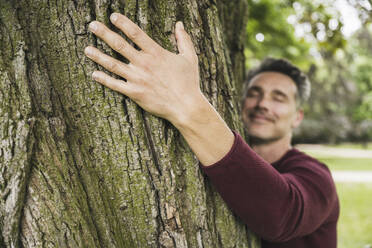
[170,93,234,166]
[170,93,212,133]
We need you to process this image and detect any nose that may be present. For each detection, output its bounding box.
[254,95,270,110]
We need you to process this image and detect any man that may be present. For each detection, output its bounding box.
[84,13,339,247]
[200,58,339,247]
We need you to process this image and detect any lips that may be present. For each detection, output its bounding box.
[249,112,275,123]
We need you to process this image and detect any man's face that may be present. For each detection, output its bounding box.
[242,71,303,143]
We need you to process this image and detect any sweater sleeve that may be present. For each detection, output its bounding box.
[199,131,338,242]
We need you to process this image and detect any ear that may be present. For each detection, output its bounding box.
[292,109,304,128]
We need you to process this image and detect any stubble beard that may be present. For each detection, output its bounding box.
[243,121,282,146]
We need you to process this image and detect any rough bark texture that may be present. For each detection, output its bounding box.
[0,0,259,247]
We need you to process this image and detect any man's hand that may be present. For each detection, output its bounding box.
[84,13,234,166]
[84,13,202,126]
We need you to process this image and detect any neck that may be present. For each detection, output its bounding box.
[249,134,293,164]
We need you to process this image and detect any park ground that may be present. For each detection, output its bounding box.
[297,143,372,248]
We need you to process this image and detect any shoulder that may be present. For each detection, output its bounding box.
[276,148,331,174]
[277,148,337,198]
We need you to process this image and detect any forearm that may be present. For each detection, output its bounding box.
[171,93,234,166]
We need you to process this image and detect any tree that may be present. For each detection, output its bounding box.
[0,0,260,247]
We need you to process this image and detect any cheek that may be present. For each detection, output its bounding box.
[242,99,256,111]
[274,105,296,121]
[241,108,250,123]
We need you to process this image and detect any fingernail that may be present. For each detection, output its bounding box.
[110,13,118,23]
[92,71,99,80]
[84,47,94,56]
[89,21,98,32]
[177,21,184,30]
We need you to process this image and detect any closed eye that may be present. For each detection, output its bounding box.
[272,90,288,102]
[246,87,261,98]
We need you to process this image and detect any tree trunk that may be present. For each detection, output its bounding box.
[0,0,259,247]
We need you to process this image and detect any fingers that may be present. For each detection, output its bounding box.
[109,13,163,53]
[84,46,134,81]
[88,21,139,62]
[175,22,197,62]
[91,71,133,96]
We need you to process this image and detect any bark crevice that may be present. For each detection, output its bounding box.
[1,1,258,247]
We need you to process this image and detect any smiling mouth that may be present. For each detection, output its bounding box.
[249,113,274,123]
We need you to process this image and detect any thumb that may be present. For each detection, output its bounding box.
[175,22,196,60]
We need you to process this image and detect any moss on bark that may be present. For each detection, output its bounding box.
[0,0,259,247]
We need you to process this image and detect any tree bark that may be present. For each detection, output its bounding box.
[0,0,259,247]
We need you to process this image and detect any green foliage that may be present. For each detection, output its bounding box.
[349,25,372,123]
[245,0,311,68]
[292,0,347,55]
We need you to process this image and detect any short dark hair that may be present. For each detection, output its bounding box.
[242,57,311,107]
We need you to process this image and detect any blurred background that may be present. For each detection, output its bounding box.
[245,0,372,145]
[244,1,372,246]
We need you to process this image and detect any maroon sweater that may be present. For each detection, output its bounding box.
[200,131,339,247]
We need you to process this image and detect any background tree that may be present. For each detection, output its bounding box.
[0,0,260,247]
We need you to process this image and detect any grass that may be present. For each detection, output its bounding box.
[336,183,372,248]
[300,143,372,171]
[332,143,372,150]
[312,156,372,171]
